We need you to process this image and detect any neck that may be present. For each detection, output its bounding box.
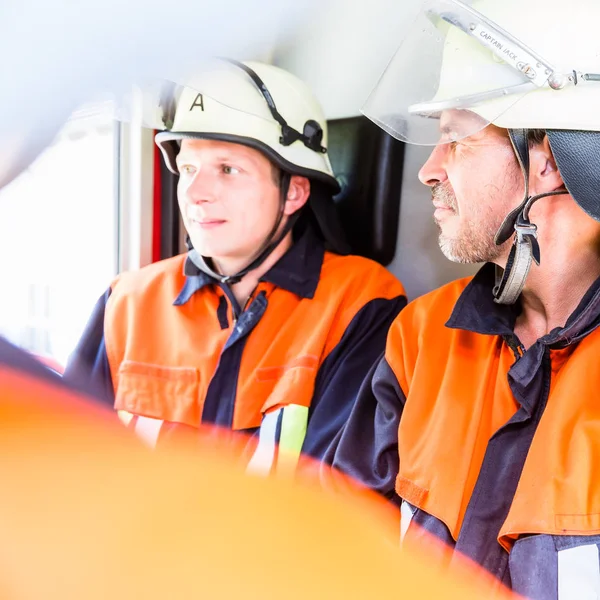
[214,232,294,307]
[512,242,600,349]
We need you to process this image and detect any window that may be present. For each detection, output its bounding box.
[0,111,119,369]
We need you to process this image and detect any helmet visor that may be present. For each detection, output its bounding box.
[362,0,554,145]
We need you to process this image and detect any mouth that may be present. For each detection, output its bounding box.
[189,217,226,229]
[432,200,454,210]
[433,200,455,210]
[432,201,456,222]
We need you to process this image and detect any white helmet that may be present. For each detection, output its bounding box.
[364,0,600,145]
[364,0,600,303]
[155,59,338,192]
[154,59,347,284]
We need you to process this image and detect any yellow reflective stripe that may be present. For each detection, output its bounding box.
[246,405,309,478]
[279,404,309,454]
[276,404,309,477]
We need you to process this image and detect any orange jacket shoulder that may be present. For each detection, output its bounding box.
[320,252,405,305]
[386,275,474,393]
[109,254,187,299]
[316,253,406,355]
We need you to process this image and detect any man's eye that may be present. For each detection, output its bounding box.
[222,165,240,175]
[443,135,461,149]
[178,165,195,175]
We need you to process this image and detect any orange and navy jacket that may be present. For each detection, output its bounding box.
[65,226,406,469]
[329,262,600,599]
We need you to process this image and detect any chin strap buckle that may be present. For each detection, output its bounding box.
[493,210,540,305]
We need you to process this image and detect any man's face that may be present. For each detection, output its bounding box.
[418,110,522,264]
[176,139,281,261]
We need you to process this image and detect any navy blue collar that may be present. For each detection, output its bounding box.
[446,263,519,336]
[446,262,600,345]
[174,225,325,306]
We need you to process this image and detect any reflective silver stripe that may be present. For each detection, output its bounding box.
[117,409,135,427]
[246,405,309,477]
[134,415,164,448]
[246,409,281,476]
[400,501,415,545]
[558,544,600,600]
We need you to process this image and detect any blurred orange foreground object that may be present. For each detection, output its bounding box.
[0,365,519,599]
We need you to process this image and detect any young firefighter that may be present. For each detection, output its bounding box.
[66,60,406,470]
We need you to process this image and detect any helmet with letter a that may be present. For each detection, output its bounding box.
[155,59,338,192]
[154,59,348,278]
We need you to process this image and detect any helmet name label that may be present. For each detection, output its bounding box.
[477,27,518,63]
[472,23,547,85]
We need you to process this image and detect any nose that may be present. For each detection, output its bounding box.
[181,169,217,204]
[418,144,449,188]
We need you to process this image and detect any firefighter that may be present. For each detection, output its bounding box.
[65,60,406,470]
[329,0,600,596]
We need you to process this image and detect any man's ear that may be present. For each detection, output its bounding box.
[529,135,565,195]
[284,176,311,216]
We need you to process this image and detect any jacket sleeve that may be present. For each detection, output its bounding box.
[323,355,406,504]
[63,288,115,407]
[301,294,406,467]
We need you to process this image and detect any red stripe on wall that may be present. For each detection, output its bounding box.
[152,132,162,263]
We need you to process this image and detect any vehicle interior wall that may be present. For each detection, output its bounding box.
[273,0,479,301]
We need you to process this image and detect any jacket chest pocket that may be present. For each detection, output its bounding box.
[115,360,201,426]
[255,355,319,411]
